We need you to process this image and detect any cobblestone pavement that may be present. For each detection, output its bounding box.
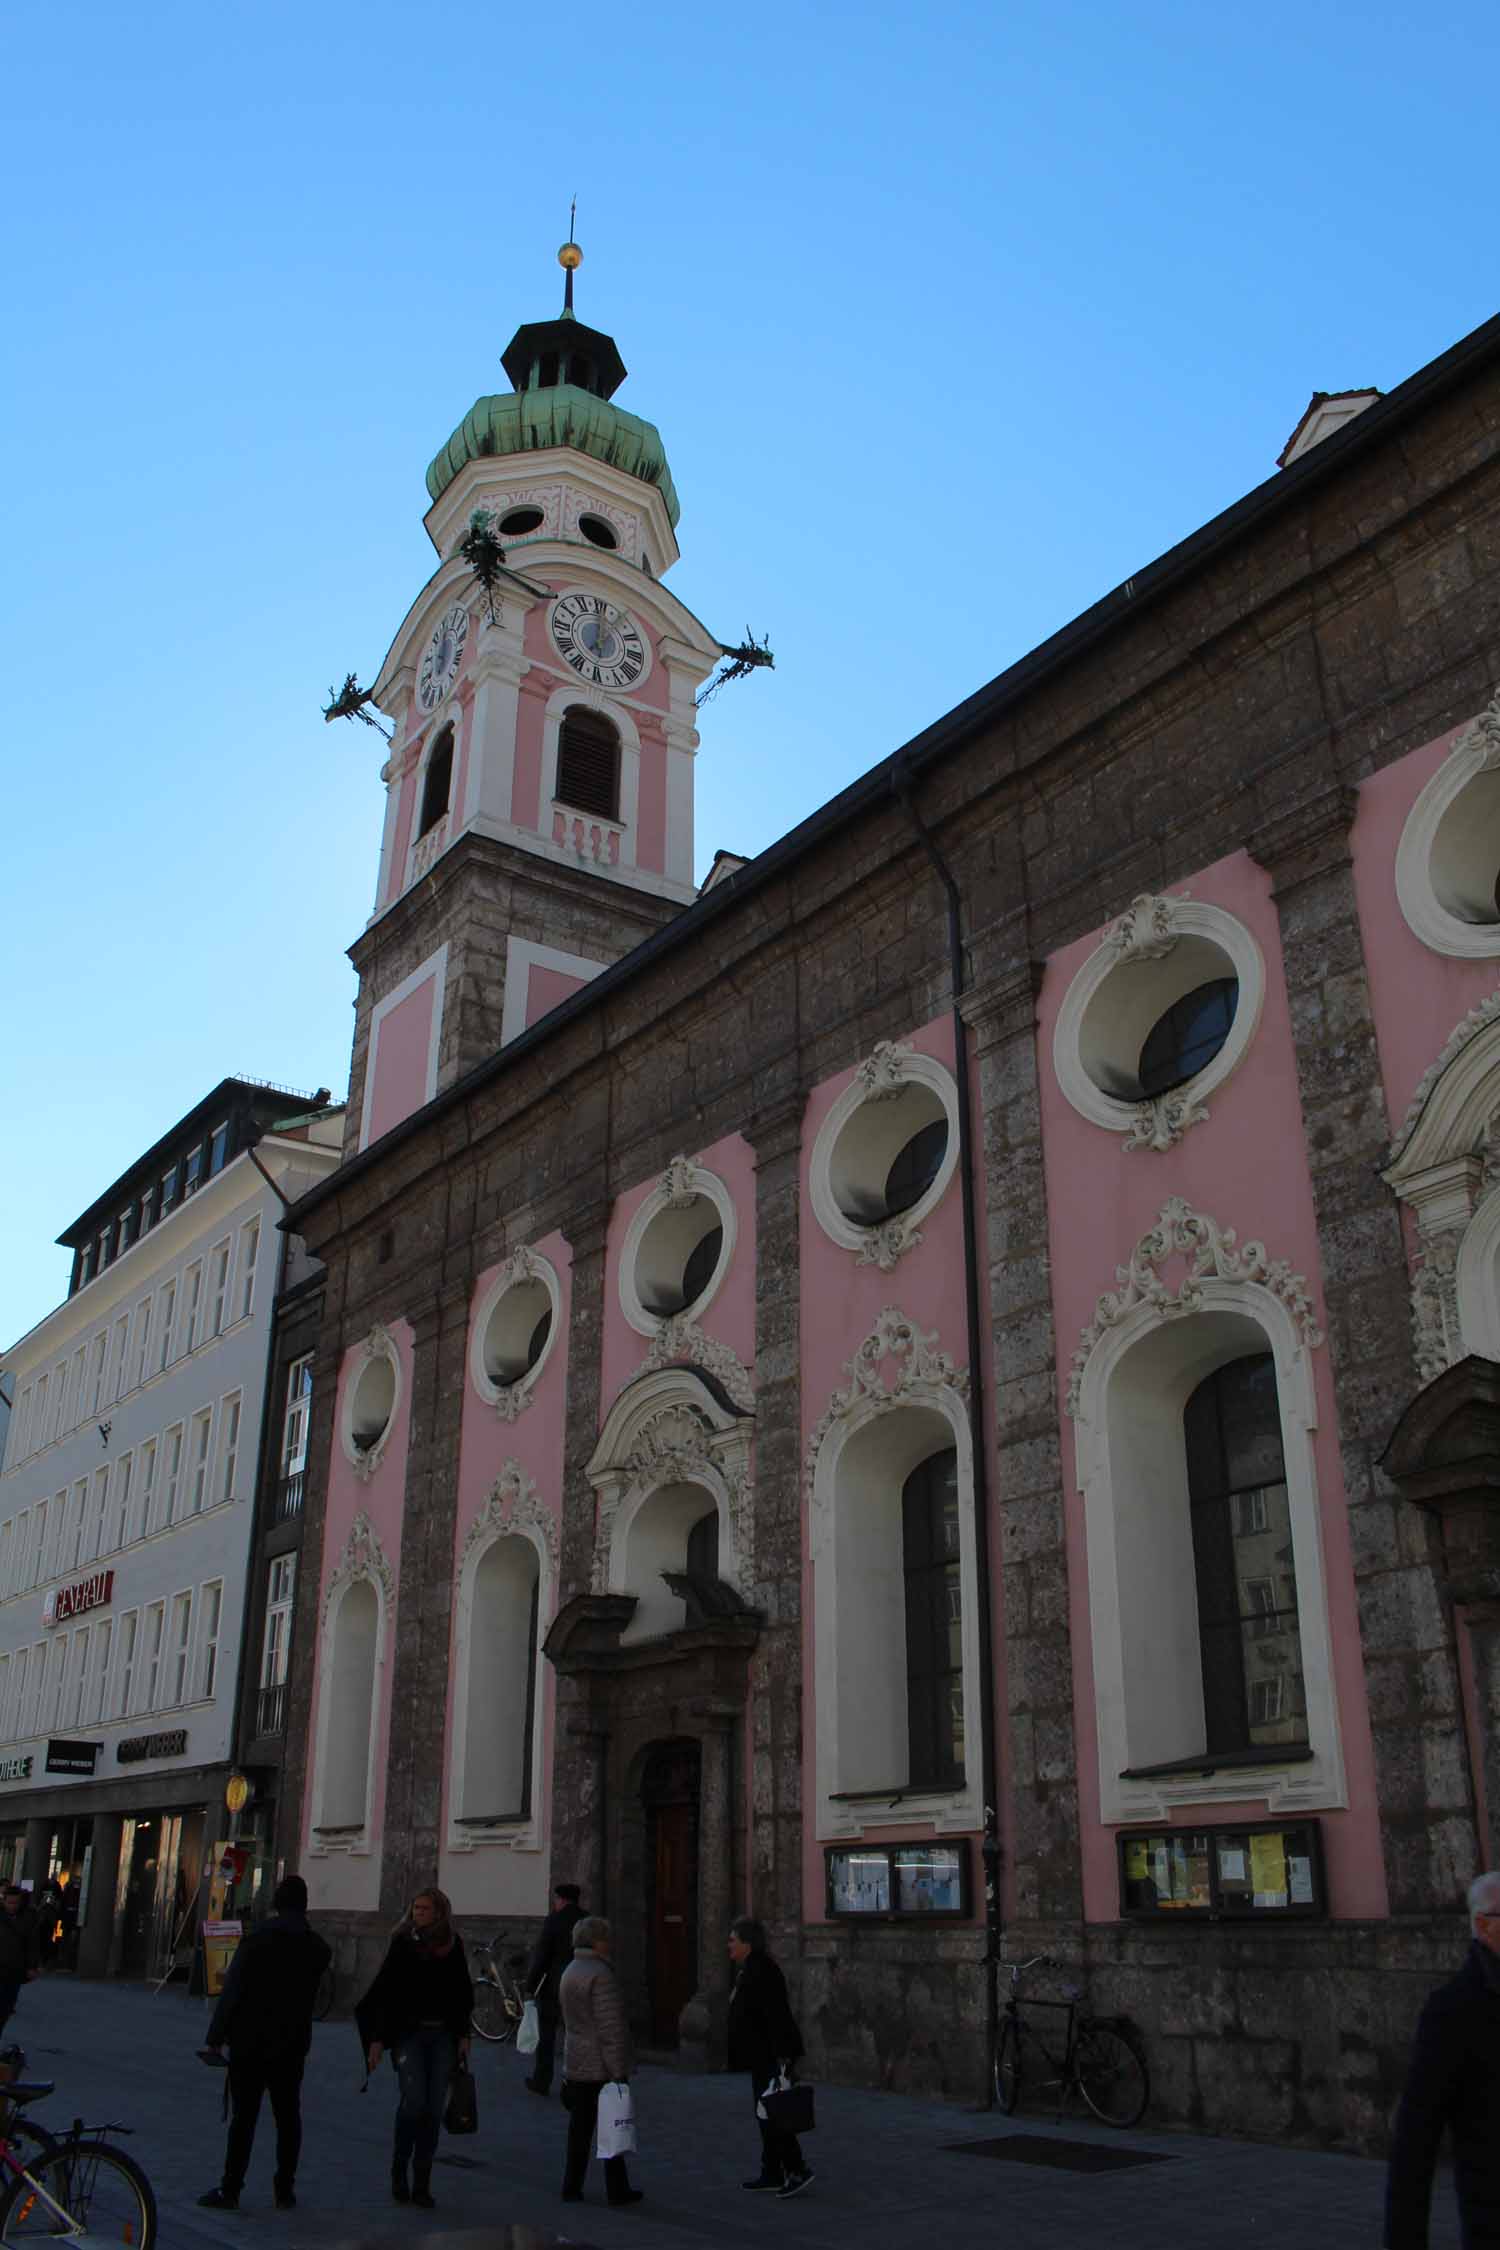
[0,1976,1460,2249]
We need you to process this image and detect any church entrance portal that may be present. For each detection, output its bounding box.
[642,1741,700,2046]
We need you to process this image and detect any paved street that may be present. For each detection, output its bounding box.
[1,1975,1460,2249]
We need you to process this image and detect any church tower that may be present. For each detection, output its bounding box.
[345,238,723,1155]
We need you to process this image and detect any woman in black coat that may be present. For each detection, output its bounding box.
[726,1917,813,2199]
[357,1888,473,2212]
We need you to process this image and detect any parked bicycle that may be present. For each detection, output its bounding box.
[0,2050,156,2242]
[991,1954,1149,2128]
[469,1931,535,2045]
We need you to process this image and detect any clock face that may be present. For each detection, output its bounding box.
[550,592,648,691]
[417,602,470,711]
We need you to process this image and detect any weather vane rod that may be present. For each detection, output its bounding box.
[560,196,581,312]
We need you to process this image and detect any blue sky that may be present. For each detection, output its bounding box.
[3,0,1497,1347]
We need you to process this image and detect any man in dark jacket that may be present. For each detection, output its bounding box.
[525,1881,582,2096]
[0,1887,40,2037]
[197,1875,332,2214]
[1386,1869,1500,2250]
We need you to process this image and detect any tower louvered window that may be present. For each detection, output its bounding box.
[556,708,620,820]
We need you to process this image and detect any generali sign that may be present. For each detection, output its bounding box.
[41,1569,114,1628]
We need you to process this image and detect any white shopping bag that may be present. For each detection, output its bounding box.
[596,2079,637,2158]
[517,1999,540,2056]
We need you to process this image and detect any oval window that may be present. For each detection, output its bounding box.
[882,1119,949,1218]
[634,1197,725,1318]
[578,513,618,550]
[1137,978,1239,1098]
[499,506,545,536]
[349,1356,396,1455]
[482,1275,555,1387]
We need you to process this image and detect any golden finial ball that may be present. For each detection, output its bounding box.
[558,241,583,271]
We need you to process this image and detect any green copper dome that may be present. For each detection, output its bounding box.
[425,307,679,526]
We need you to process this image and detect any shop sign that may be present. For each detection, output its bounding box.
[0,1756,34,1785]
[115,1728,188,1765]
[45,1739,102,1777]
[42,1569,114,1628]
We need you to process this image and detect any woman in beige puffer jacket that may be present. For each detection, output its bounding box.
[558,1917,641,2207]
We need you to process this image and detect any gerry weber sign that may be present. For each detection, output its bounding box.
[42,1570,114,1628]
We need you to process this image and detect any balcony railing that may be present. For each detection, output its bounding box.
[409,814,449,882]
[273,1471,305,1524]
[552,807,622,866]
[254,1681,288,1737]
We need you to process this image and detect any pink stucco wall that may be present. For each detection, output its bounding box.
[525,964,589,1030]
[302,1318,415,1909]
[1350,720,1499,1136]
[796,1017,1001,1924]
[1036,850,1386,1921]
[439,1233,573,1908]
[384,766,417,912]
[365,972,436,1147]
[634,715,667,876]
[599,1133,758,1411]
[512,675,547,835]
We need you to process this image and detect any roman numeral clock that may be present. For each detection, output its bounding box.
[550,591,649,692]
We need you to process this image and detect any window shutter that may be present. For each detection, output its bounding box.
[556,709,620,819]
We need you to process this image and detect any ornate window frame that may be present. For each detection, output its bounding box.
[808,1042,960,1272]
[1066,1199,1343,1825]
[586,1367,752,1637]
[469,1247,562,1422]
[1384,987,1500,1380]
[1394,692,1500,960]
[308,1510,394,1857]
[447,1461,557,1852]
[339,1325,402,1483]
[617,1156,737,1339]
[805,1308,979,1839]
[1052,894,1265,1153]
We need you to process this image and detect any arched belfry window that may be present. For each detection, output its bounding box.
[902,1448,963,1787]
[556,707,620,820]
[1183,1355,1307,1754]
[418,725,454,838]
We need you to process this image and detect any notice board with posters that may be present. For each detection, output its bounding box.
[1117,1820,1326,1919]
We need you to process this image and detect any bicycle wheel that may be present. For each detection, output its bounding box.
[470,1980,513,2043]
[1075,2022,1149,2128]
[0,2136,157,2243]
[313,1963,336,2021]
[994,2020,1025,2114]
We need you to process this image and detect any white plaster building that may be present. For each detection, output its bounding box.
[0,1079,340,1976]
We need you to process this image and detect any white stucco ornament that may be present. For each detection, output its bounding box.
[635,1311,754,1410]
[856,1040,916,1100]
[1395,692,1500,960]
[1065,1198,1324,1417]
[804,1307,968,1496]
[321,1508,395,1623]
[1107,892,1183,963]
[458,1458,558,1578]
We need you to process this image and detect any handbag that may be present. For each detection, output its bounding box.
[758,2069,815,2135]
[595,2079,637,2159]
[517,1998,540,2056]
[443,2063,479,2135]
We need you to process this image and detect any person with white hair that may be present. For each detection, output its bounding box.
[1386,1870,1500,2249]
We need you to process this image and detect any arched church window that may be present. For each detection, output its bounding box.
[418,725,454,839]
[459,1536,540,1821]
[901,1449,964,1788]
[556,708,620,820]
[686,1507,719,1582]
[319,1577,379,1831]
[1182,1355,1306,1754]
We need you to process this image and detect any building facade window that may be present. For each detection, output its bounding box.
[217,1394,241,1504]
[187,1411,212,1514]
[183,1145,203,1200]
[902,1449,964,1790]
[88,1334,107,1418]
[63,1628,89,1728]
[168,1591,193,1704]
[208,1121,229,1177]
[1183,1355,1307,1755]
[181,1264,203,1355]
[198,1580,223,1700]
[455,1533,540,1824]
[316,1576,380,1833]
[141,1601,165,1710]
[159,1163,179,1217]
[162,1425,184,1527]
[238,1219,260,1321]
[137,1440,156,1541]
[133,1298,153,1389]
[257,1553,296,1734]
[207,1241,230,1338]
[555,707,620,819]
[111,1454,134,1552]
[115,1610,139,1718]
[157,1283,176,1373]
[86,1621,111,1726]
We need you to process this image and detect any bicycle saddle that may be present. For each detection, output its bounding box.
[2,2081,54,2104]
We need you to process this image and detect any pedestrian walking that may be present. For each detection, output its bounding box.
[525,1880,583,2096]
[1386,1869,1500,2250]
[0,1885,41,2039]
[727,1916,813,2200]
[196,1874,332,2213]
[357,1887,473,2212]
[558,1915,642,2208]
